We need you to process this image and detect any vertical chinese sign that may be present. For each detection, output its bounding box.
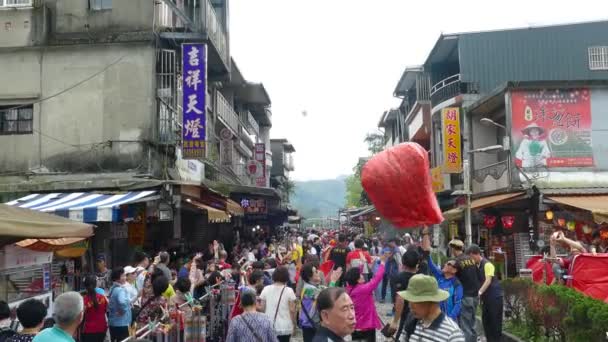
[430,166,445,192]
[441,107,462,173]
[511,89,593,169]
[254,143,266,187]
[182,43,207,159]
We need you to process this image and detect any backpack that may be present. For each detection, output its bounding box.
[0,327,16,342]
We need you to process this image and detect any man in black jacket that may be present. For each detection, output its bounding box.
[451,239,481,342]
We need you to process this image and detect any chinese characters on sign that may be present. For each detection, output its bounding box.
[511,89,593,169]
[241,198,267,215]
[182,44,207,159]
[430,167,445,193]
[254,143,266,187]
[441,107,462,173]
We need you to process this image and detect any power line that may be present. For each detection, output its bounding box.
[6,55,126,112]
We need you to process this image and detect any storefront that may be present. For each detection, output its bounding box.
[0,203,93,313]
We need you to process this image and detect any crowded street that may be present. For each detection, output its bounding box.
[1,0,608,342]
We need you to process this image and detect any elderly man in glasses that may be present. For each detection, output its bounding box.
[421,228,463,321]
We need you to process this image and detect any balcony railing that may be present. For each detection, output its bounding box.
[238,110,259,137]
[430,74,481,106]
[285,153,295,172]
[216,91,239,135]
[202,0,228,67]
[430,74,461,106]
[156,0,228,68]
[0,0,33,7]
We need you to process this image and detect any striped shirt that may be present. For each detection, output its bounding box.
[408,313,465,342]
[226,312,278,342]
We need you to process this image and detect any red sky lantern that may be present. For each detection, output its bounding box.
[484,215,497,229]
[501,215,515,229]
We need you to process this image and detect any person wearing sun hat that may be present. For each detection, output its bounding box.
[398,274,465,342]
[515,122,551,168]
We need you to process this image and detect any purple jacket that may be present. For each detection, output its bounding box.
[347,263,385,331]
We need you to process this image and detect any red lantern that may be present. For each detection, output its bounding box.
[483,215,497,229]
[557,218,566,227]
[501,215,515,229]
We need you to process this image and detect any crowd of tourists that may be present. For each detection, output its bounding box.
[0,227,506,342]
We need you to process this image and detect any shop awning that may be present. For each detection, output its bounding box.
[471,192,526,210]
[227,199,244,217]
[4,191,158,222]
[0,204,93,239]
[442,207,464,221]
[546,195,608,224]
[350,206,376,219]
[188,199,231,223]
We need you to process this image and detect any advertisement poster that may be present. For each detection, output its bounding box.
[182,43,207,159]
[441,107,462,173]
[511,89,593,168]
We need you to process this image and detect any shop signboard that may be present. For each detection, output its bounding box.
[182,43,207,159]
[241,198,267,215]
[220,129,234,167]
[176,148,204,182]
[441,107,462,173]
[42,263,51,291]
[0,245,52,270]
[511,88,593,169]
[254,143,266,187]
[431,167,444,192]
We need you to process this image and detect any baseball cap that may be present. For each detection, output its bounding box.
[123,266,137,274]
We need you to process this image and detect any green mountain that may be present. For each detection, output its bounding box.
[290,177,346,219]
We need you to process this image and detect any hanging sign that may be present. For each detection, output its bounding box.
[441,107,462,173]
[182,43,207,159]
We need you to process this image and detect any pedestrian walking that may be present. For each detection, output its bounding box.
[450,239,480,342]
[312,287,356,342]
[80,275,108,342]
[7,299,47,342]
[381,247,399,304]
[95,255,111,293]
[123,266,139,305]
[107,268,132,342]
[397,274,465,342]
[33,292,84,342]
[226,290,278,342]
[388,250,419,341]
[259,266,297,342]
[345,254,385,342]
[466,245,503,342]
[346,239,372,280]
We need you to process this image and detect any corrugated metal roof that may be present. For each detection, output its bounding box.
[458,21,608,94]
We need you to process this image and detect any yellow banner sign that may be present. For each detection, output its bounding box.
[441,107,462,173]
[431,167,444,193]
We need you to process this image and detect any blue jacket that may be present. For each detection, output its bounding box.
[427,255,463,320]
[108,283,132,327]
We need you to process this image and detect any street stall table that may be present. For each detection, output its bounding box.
[0,204,93,316]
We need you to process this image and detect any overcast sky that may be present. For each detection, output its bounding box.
[229,0,606,181]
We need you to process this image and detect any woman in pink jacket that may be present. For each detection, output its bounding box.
[345,254,386,342]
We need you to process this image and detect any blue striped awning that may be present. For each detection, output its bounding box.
[4,191,158,223]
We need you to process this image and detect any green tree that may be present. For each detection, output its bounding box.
[364,132,385,155]
[344,132,384,208]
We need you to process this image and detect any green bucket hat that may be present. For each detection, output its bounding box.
[398,274,449,303]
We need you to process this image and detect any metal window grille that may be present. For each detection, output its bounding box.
[0,0,32,7]
[156,49,178,144]
[0,106,33,135]
[589,46,608,71]
[89,0,111,10]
